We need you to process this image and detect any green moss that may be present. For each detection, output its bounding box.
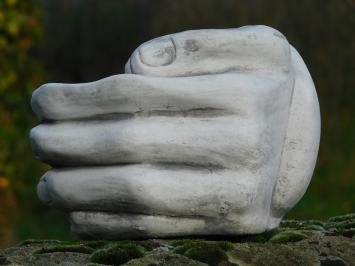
[342,228,355,237]
[328,213,355,222]
[279,220,326,234]
[238,229,280,243]
[171,240,234,251]
[325,215,355,237]
[228,242,319,265]
[77,239,158,252]
[172,240,234,266]
[174,244,190,255]
[326,227,355,237]
[32,244,95,255]
[301,224,325,231]
[124,252,207,266]
[89,243,145,265]
[134,240,160,251]
[280,219,325,229]
[17,239,63,246]
[171,239,196,247]
[184,246,228,266]
[268,231,308,244]
[326,220,355,230]
[216,241,235,251]
[77,240,110,249]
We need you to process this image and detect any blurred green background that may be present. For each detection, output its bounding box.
[0,0,354,248]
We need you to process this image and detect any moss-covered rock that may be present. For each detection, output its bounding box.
[235,229,280,243]
[124,252,208,266]
[89,243,145,265]
[327,213,355,222]
[183,246,228,266]
[280,219,325,228]
[268,231,308,244]
[172,240,234,253]
[32,244,95,255]
[0,249,8,265]
[229,234,354,265]
[172,240,234,265]
[325,213,355,238]
[0,213,354,266]
[228,242,319,265]
[17,239,64,246]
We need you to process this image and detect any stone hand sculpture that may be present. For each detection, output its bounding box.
[30,25,320,239]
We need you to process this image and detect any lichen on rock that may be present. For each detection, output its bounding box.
[0,213,354,266]
[89,243,145,265]
[172,240,234,266]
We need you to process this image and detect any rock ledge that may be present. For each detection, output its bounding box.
[1,213,354,266]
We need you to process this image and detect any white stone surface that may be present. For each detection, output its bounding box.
[30,25,320,239]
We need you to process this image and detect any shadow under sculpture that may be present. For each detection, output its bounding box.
[30,25,320,239]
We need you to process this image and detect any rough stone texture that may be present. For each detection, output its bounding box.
[1,214,354,266]
[30,25,320,238]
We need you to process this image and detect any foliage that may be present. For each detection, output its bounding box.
[0,0,69,247]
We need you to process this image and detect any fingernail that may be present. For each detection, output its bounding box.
[139,37,175,67]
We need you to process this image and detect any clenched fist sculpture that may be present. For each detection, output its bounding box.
[30,26,320,239]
